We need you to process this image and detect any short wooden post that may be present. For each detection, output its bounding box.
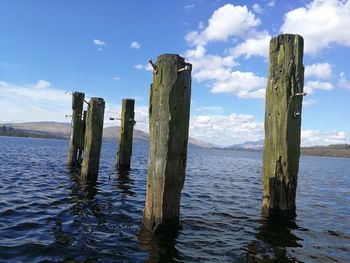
[143,54,192,231]
[262,34,305,218]
[67,92,85,167]
[117,98,135,169]
[81,97,105,181]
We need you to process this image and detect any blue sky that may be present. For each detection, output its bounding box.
[0,0,349,146]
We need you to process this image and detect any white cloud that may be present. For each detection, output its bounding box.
[229,31,271,58]
[303,99,317,106]
[134,63,152,71]
[253,3,263,14]
[210,70,266,99]
[338,72,350,90]
[268,0,275,7]
[185,48,266,99]
[93,39,106,46]
[185,45,206,59]
[113,76,121,80]
[301,129,348,146]
[34,79,51,89]
[304,80,333,94]
[186,4,260,46]
[184,4,268,99]
[130,41,141,49]
[134,64,144,70]
[184,4,194,9]
[0,80,71,123]
[190,113,264,145]
[305,63,333,80]
[280,0,350,54]
[195,106,224,113]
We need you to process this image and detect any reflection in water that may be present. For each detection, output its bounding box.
[139,225,182,263]
[116,167,135,197]
[243,216,304,263]
[51,168,106,262]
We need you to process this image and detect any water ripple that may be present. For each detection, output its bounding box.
[0,137,349,262]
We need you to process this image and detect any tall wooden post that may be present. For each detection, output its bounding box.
[81,97,105,181]
[262,34,305,218]
[143,54,192,231]
[117,98,135,169]
[67,92,85,167]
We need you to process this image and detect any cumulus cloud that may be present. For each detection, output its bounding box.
[210,71,266,99]
[280,0,350,54]
[186,4,260,46]
[190,113,264,146]
[229,31,271,58]
[304,80,333,94]
[185,47,266,98]
[338,72,350,90]
[130,41,141,49]
[268,0,275,7]
[183,4,268,99]
[301,129,348,146]
[93,39,106,46]
[305,63,333,80]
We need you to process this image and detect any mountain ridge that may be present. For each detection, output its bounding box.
[1,121,215,148]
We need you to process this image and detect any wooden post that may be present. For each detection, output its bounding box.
[81,97,105,181]
[143,54,192,231]
[262,34,305,218]
[77,110,87,166]
[117,98,135,169]
[67,92,85,167]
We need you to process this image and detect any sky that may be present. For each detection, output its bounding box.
[0,0,349,146]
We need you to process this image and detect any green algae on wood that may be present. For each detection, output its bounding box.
[262,34,305,218]
[117,98,135,169]
[67,92,85,167]
[143,54,192,232]
[81,97,105,181]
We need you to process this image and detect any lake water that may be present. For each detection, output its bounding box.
[0,136,349,262]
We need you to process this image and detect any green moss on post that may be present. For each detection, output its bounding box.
[67,92,85,167]
[117,99,135,169]
[262,34,305,218]
[81,98,105,181]
[143,54,192,232]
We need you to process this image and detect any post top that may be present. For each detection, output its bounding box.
[90,97,104,102]
[73,91,85,96]
[271,33,304,43]
[122,98,135,102]
[157,54,185,62]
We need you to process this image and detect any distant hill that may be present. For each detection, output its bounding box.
[301,144,350,158]
[0,122,214,148]
[226,139,350,158]
[226,140,264,150]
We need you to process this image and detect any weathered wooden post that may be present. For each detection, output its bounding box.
[143,54,192,231]
[262,34,305,218]
[81,97,105,181]
[116,99,135,169]
[77,110,87,166]
[67,92,85,167]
